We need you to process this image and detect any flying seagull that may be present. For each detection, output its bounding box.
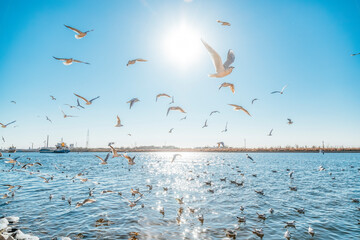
[167,106,186,116]
[228,104,251,116]
[50,95,56,100]
[169,128,174,133]
[10,101,16,104]
[216,20,231,26]
[77,99,85,109]
[74,93,100,105]
[156,93,171,102]
[217,142,225,148]
[0,121,16,128]
[127,98,140,109]
[351,53,360,56]
[169,96,174,104]
[2,136,5,142]
[46,116,52,123]
[53,56,90,65]
[127,58,147,66]
[202,120,208,128]
[109,145,120,158]
[61,110,77,118]
[271,85,287,94]
[221,122,228,132]
[219,82,235,93]
[180,116,187,121]
[95,153,110,165]
[268,129,273,136]
[64,24,93,39]
[246,154,254,161]
[210,111,220,116]
[172,154,182,163]
[251,98,258,104]
[65,104,79,110]
[287,118,293,125]
[115,116,123,127]
[201,39,235,78]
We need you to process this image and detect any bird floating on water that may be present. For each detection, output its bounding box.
[308,226,315,237]
[64,24,93,39]
[201,39,235,78]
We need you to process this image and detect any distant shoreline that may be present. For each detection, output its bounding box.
[7,148,360,153]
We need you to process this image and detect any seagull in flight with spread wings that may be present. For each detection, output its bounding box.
[219,82,235,93]
[228,104,251,116]
[268,129,273,136]
[202,120,208,128]
[74,93,100,105]
[217,20,231,26]
[251,98,259,104]
[53,56,90,65]
[0,121,16,128]
[156,93,171,102]
[61,110,77,118]
[127,58,147,66]
[115,116,123,127]
[46,116,52,123]
[127,98,140,109]
[271,85,287,94]
[210,111,220,116]
[64,24,93,39]
[167,106,186,116]
[201,39,235,78]
[221,122,228,133]
[95,153,110,165]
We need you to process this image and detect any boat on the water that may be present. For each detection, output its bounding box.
[8,146,16,153]
[54,141,70,153]
[39,135,53,153]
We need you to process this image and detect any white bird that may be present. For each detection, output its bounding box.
[95,153,110,165]
[127,98,140,109]
[156,93,171,102]
[50,95,56,100]
[109,145,120,158]
[210,111,220,116]
[217,20,231,26]
[252,98,258,104]
[271,85,287,94]
[127,58,147,66]
[308,226,315,237]
[217,142,225,148]
[167,106,186,116]
[74,93,100,105]
[115,116,123,127]
[252,228,264,238]
[289,171,294,178]
[219,82,235,93]
[0,121,16,128]
[201,39,235,78]
[268,129,273,136]
[1,136,5,142]
[180,116,187,121]
[228,104,251,116]
[284,230,291,239]
[53,56,90,65]
[202,120,208,128]
[172,154,182,163]
[61,110,77,118]
[221,122,228,132]
[287,118,293,125]
[169,128,174,133]
[246,154,254,161]
[64,24,93,39]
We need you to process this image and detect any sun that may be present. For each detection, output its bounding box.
[164,24,201,67]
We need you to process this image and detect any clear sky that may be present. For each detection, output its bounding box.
[1,0,360,149]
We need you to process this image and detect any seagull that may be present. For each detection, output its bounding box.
[228,104,251,116]
[156,93,171,102]
[115,116,123,127]
[180,116,187,121]
[95,153,110,165]
[251,98,259,104]
[167,106,186,116]
[216,20,231,26]
[295,208,305,214]
[2,136,5,142]
[271,85,287,94]
[219,82,235,93]
[65,104,79,110]
[126,58,147,66]
[74,93,100,105]
[308,226,315,237]
[217,142,225,148]
[109,145,120,158]
[169,96,174,104]
[50,95,56,100]
[0,121,16,128]
[10,101,16,104]
[287,118,293,125]
[169,128,174,133]
[351,52,360,56]
[123,154,136,165]
[76,199,96,208]
[246,154,254,161]
[210,111,220,116]
[252,228,264,238]
[221,122,228,132]
[53,56,90,65]
[268,129,273,136]
[64,24,93,39]
[172,154,182,163]
[202,120,208,128]
[289,171,294,178]
[257,213,266,220]
[127,98,140,109]
[76,99,85,109]
[284,221,296,228]
[284,230,291,239]
[201,39,235,78]
[45,116,52,123]
[198,215,204,224]
[61,110,77,118]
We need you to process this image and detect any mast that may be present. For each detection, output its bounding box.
[86,129,89,149]
[47,135,49,148]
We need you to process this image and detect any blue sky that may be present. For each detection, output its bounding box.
[0,0,360,149]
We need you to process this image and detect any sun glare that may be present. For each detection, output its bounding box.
[164,24,201,67]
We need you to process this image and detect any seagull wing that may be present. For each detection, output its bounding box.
[223,50,235,69]
[176,107,186,113]
[74,93,90,104]
[229,83,235,93]
[53,56,68,61]
[89,96,100,103]
[239,107,251,116]
[201,39,225,73]
[135,58,147,62]
[73,59,90,64]
[271,91,280,94]
[228,104,240,108]
[64,25,83,34]
[5,121,16,127]
[281,85,287,92]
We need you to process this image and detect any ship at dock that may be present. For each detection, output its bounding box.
[39,135,53,153]
[7,145,16,153]
[53,141,70,153]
